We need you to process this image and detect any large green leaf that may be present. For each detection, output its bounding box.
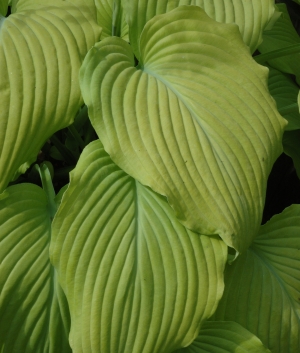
[173,321,270,353]
[258,3,300,84]
[212,204,300,353]
[123,0,279,57]
[268,67,300,131]
[95,0,128,40]
[0,0,101,193]
[0,183,71,353]
[50,139,227,353]
[80,6,286,253]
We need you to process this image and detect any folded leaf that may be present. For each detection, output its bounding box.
[0,184,71,353]
[123,0,279,57]
[80,6,286,253]
[212,204,300,353]
[268,67,300,131]
[173,321,270,353]
[0,0,101,192]
[50,139,227,353]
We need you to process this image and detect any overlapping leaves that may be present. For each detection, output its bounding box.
[0,0,101,192]
[50,140,227,353]
[213,205,300,353]
[259,3,300,84]
[80,5,286,253]
[123,0,279,57]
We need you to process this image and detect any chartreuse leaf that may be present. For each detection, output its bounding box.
[173,321,270,353]
[0,0,101,193]
[212,205,300,353]
[80,6,286,253]
[283,130,300,179]
[258,3,300,84]
[50,139,227,353]
[95,0,128,40]
[0,183,71,353]
[268,67,300,131]
[123,0,279,57]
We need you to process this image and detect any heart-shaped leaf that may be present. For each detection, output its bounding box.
[212,204,300,353]
[0,183,71,353]
[123,0,279,57]
[80,6,286,253]
[0,0,101,192]
[50,139,227,353]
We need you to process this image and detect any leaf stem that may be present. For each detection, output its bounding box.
[36,164,57,220]
[254,44,300,64]
[112,0,122,37]
[51,134,77,164]
[68,125,86,150]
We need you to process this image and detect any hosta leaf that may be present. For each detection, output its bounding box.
[173,321,270,353]
[283,130,300,179]
[95,0,129,40]
[80,6,286,253]
[212,204,300,353]
[259,3,300,84]
[0,184,71,353]
[0,0,101,193]
[50,139,227,353]
[124,0,278,57]
[268,67,300,131]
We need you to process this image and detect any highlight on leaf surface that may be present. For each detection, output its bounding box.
[50,139,227,353]
[0,0,101,193]
[0,183,71,353]
[212,204,300,353]
[80,5,286,253]
[173,321,271,353]
[123,0,279,57]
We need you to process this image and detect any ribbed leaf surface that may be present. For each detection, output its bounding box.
[212,204,300,353]
[80,6,286,253]
[50,139,227,353]
[0,184,71,353]
[259,3,300,84]
[124,0,278,57]
[95,0,128,39]
[0,0,101,192]
[174,321,270,353]
[268,67,300,131]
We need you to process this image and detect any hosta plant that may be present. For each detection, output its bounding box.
[0,0,300,352]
